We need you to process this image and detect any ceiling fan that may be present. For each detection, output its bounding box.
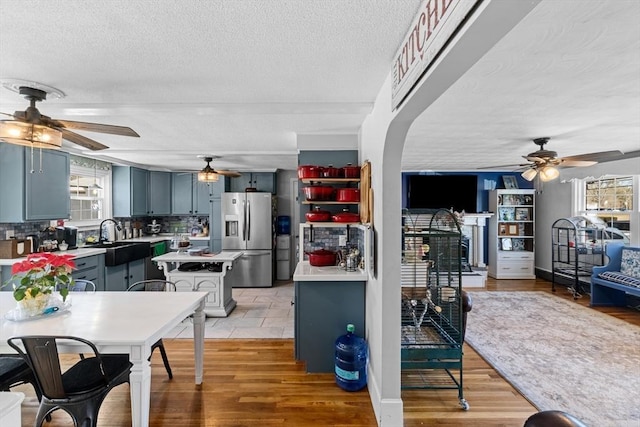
[196,155,242,182]
[490,137,627,182]
[0,85,139,150]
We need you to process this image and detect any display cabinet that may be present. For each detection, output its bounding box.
[300,177,361,224]
[488,189,535,279]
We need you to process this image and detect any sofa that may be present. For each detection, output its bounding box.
[591,244,640,306]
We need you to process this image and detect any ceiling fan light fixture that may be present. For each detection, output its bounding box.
[521,168,538,181]
[197,157,219,182]
[539,165,560,182]
[0,120,62,149]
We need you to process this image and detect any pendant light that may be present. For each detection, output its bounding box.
[89,159,103,190]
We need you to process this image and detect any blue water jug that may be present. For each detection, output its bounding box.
[276,215,290,235]
[335,324,368,391]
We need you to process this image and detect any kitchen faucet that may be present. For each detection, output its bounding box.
[99,219,122,243]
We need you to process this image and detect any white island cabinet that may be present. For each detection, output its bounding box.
[152,251,242,317]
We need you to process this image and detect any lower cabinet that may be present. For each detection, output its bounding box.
[72,254,106,291]
[165,269,236,317]
[104,259,145,291]
[294,280,365,373]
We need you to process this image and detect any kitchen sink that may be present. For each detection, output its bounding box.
[81,241,151,266]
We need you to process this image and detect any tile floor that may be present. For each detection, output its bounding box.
[164,280,294,339]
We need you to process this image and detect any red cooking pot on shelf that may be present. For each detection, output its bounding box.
[332,209,360,223]
[306,249,337,267]
[303,185,335,201]
[342,163,360,178]
[298,165,323,180]
[322,165,343,178]
[305,207,332,222]
[336,188,360,202]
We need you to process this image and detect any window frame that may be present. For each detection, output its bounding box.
[66,163,112,229]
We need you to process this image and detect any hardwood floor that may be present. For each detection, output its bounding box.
[14,277,640,426]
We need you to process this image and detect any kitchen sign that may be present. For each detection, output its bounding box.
[391,0,480,110]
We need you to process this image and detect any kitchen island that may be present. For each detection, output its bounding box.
[152,251,242,317]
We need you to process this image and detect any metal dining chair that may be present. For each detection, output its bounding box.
[7,335,131,427]
[55,279,96,293]
[126,280,177,379]
[69,279,97,292]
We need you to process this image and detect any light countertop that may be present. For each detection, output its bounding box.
[0,247,107,266]
[293,261,368,281]
[152,251,242,263]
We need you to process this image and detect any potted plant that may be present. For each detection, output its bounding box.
[4,252,76,317]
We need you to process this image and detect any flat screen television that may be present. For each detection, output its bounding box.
[407,175,478,213]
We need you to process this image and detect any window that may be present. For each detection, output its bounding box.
[67,157,111,226]
[583,176,633,237]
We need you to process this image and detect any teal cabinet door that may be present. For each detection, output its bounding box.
[171,173,194,214]
[25,149,70,220]
[149,171,171,215]
[0,143,69,222]
[193,179,211,215]
[104,264,128,291]
[229,173,275,193]
[113,166,148,217]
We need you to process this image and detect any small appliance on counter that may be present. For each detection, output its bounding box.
[0,239,32,258]
[62,226,78,249]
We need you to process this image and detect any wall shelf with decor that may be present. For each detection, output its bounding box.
[488,189,536,279]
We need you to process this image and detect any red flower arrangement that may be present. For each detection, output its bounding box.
[7,252,76,302]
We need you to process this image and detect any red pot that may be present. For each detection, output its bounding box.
[305,207,332,222]
[303,185,334,201]
[306,249,337,266]
[342,163,360,178]
[298,165,323,179]
[322,165,343,178]
[332,210,360,223]
[336,188,360,202]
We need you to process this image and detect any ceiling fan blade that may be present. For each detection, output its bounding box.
[54,119,140,137]
[524,155,547,162]
[57,128,109,150]
[559,159,597,168]
[476,163,528,170]
[560,150,623,163]
[1,111,18,119]
[216,170,242,177]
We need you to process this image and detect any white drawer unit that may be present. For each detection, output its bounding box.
[276,235,291,280]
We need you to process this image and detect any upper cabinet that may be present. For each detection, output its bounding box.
[113,166,149,217]
[228,172,276,194]
[113,167,172,217]
[0,143,70,222]
[148,171,171,215]
[171,173,228,215]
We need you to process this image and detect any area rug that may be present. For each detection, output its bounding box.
[465,291,640,427]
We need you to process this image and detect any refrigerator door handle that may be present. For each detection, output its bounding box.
[246,199,251,241]
[241,250,271,256]
[242,199,247,241]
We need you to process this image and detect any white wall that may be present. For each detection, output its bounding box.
[359,1,541,425]
[535,157,640,273]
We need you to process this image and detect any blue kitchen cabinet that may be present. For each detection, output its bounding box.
[148,171,171,215]
[0,143,70,222]
[171,173,214,215]
[294,280,365,373]
[113,166,149,217]
[72,254,106,291]
[104,259,145,291]
[229,172,276,193]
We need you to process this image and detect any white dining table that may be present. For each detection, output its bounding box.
[0,291,207,427]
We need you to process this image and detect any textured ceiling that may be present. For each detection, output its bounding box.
[0,0,639,174]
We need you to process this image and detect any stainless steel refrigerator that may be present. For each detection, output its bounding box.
[221,192,274,287]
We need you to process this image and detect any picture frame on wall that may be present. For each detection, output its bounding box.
[515,208,530,221]
[502,175,519,189]
[499,224,507,235]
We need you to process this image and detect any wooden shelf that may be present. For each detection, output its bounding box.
[304,222,360,226]
[301,178,360,184]
[302,201,359,205]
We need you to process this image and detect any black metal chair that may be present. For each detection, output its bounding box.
[126,279,177,379]
[69,279,97,292]
[0,354,42,398]
[7,335,131,427]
